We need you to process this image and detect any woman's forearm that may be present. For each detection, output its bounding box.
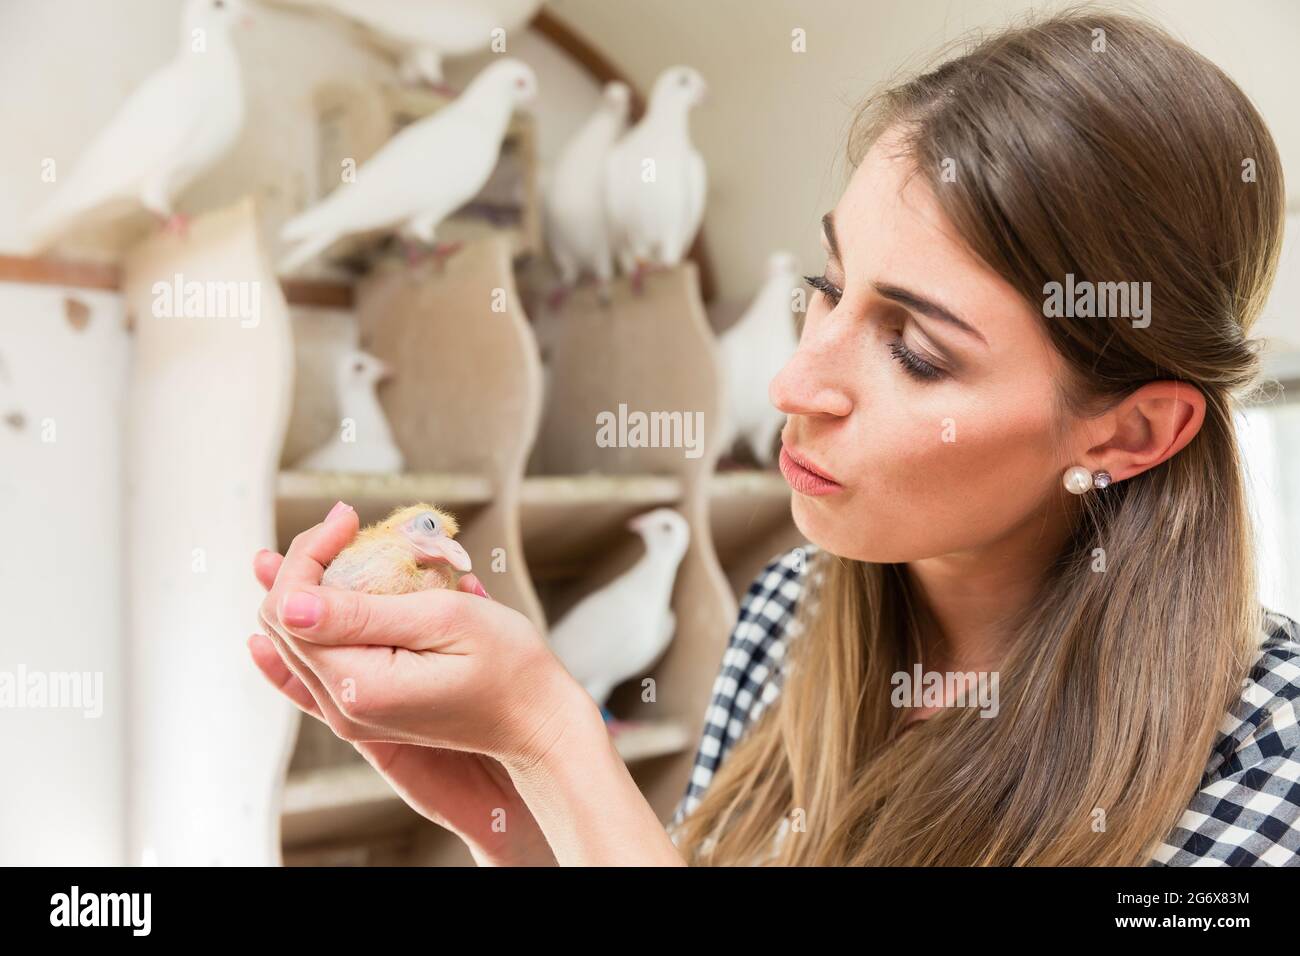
[505,688,687,866]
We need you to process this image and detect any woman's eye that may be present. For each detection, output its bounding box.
[801,272,945,382]
[803,273,842,306]
[888,339,946,382]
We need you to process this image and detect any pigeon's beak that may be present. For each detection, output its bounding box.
[417,537,473,573]
[374,359,393,382]
[627,514,647,533]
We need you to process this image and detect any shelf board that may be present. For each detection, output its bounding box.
[0,253,120,291]
[281,719,692,847]
[610,718,694,763]
[276,470,495,540]
[519,473,683,576]
[280,761,422,849]
[709,469,794,564]
[0,252,356,308]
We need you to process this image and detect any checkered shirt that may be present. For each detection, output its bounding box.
[668,545,1300,866]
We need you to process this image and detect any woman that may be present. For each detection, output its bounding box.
[250,8,1299,866]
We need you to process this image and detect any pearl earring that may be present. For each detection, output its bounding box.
[1063,466,1112,494]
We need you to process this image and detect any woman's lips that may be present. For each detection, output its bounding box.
[778,445,843,496]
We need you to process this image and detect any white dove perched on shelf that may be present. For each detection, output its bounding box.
[547,508,689,715]
[603,66,707,292]
[717,252,802,466]
[275,0,542,88]
[277,57,537,273]
[22,0,250,253]
[294,350,405,473]
[543,82,631,308]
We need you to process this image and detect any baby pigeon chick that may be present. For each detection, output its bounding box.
[321,503,472,594]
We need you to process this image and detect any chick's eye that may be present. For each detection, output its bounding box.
[419,515,437,533]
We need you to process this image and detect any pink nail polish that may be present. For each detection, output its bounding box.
[472,579,490,599]
[282,591,323,628]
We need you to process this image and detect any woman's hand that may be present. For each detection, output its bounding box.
[244,509,585,868]
[258,502,588,765]
[254,503,682,867]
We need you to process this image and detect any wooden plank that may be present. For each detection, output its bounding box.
[0,253,355,308]
[0,254,120,291]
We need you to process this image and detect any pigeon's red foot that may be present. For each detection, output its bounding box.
[629,261,648,296]
[429,241,465,271]
[546,284,571,312]
[403,241,429,267]
[159,213,190,238]
[629,259,667,296]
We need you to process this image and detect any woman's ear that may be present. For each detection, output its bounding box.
[1080,380,1207,482]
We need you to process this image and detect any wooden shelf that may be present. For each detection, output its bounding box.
[281,719,692,848]
[0,251,357,308]
[709,469,791,558]
[710,469,805,599]
[275,470,494,543]
[520,473,683,579]
[281,761,422,849]
[269,251,779,863]
[610,718,694,763]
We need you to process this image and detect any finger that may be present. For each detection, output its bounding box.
[275,583,478,650]
[247,632,322,718]
[253,549,283,591]
[457,573,491,599]
[260,614,385,735]
[275,501,360,592]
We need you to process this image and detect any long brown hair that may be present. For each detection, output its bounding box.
[673,7,1286,865]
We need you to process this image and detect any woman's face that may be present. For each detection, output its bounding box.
[770,131,1075,563]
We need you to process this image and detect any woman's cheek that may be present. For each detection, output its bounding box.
[798,404,1055,562]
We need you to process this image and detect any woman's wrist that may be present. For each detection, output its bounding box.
[460,825,558,867]
[503,679,686,866]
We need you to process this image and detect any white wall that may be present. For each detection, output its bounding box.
[0,284,130,865]
[546,0,1300,299]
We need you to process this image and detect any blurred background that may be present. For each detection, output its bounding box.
[1,0,1296,866]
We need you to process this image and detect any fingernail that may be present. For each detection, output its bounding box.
[472,578,490,599]
[282,591,323,628]
[326,500,352,521]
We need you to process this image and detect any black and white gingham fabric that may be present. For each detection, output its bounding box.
[668,545,1300,866]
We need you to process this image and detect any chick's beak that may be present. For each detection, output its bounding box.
[417,537,472,573]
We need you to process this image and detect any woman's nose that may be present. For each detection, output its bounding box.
[769,331,854,418]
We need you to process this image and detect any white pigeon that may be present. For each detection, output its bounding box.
[717,252,802,465]
[603,66,707,285]
[22,0,249,253]
[294,350,405,473]
[275,0,542,86]
[543,82,631,302]
[547,508,689,708]
[278,57,537,273]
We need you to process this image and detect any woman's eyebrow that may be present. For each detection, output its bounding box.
[823,209,988,347]
[874,282,989,347]
[821,211,842,262]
